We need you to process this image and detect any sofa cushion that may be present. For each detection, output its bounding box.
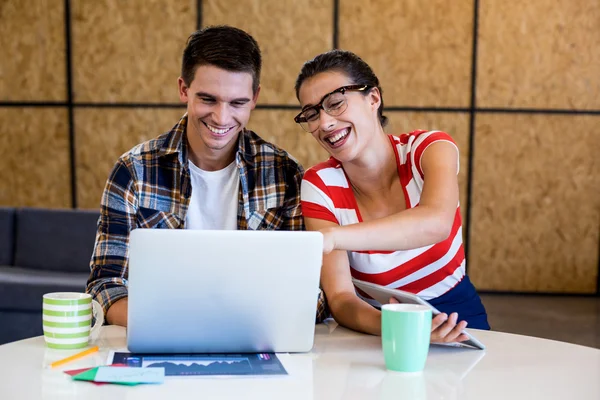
[0,311,44,344]
[0,208,14,265]
[14,208,99,273]
[0,266,89,311]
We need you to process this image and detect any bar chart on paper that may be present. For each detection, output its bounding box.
[110,352,288,376]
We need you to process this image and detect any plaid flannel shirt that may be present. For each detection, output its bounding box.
[86,114,329,323]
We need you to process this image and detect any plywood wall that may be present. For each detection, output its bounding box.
[1,0,598,294]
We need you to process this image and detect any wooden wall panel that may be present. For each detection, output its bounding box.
[469,113,600,293]
[0,108,70,207]
[71,0,195,103]
[75,108,185,209]
[0,0,66,101]
[247,109,330,170]
[478,0,600,109]
[339,0,473,107]
[385,112,470,226]
[203,0,333,105]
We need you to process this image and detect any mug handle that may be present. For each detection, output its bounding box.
[90,300,105,339]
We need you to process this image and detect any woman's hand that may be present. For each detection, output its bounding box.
[430,312,469,343]
[389,297,469,343]
[320,227,337,254]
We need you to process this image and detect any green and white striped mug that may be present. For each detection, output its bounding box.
[42,292,104,349]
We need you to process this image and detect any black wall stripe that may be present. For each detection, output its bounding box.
[597,233,600,295]
[478,107,600,116]
[0,101,67,107]
[256,104,299,110]
[1,101,599,115]
[75,103,185,109]
[64,0,76,209]
[465,0,480,271]
[333,0,339,49]
[479,290,600,298]
[386,106,469,113]
[197,0,202,30]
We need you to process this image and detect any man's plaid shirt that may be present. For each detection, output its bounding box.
[86,114,329,322]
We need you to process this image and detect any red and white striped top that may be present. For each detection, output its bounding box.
[301,131,465,303]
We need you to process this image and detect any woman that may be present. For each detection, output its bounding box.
[294,50,489,343]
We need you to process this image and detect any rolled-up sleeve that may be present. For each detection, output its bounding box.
[86,158,138,317]
[281,159,305,232]
[315,288,331,323]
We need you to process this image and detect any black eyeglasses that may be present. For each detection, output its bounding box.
[294,85,371,133]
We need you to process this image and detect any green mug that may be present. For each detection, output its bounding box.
[381,303,432,373]
[42,292,104,349]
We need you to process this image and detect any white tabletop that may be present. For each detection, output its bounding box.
[0,321,599,399]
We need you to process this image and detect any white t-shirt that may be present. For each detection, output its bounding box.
[185,160,240,230]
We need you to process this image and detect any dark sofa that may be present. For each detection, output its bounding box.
[0,207,99,344]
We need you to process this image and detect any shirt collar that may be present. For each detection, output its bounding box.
[236,128,255,167]
[158,113,187,161]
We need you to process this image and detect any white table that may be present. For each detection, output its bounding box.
[0,321,598,399]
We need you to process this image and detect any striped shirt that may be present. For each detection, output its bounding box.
[301,131,465,304]
[87,113,329,322]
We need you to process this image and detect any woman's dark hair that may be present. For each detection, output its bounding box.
[182,25,262,94]
[295,50,388,127]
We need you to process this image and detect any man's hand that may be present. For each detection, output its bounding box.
[389,297,468,343]
[106,297,128,327]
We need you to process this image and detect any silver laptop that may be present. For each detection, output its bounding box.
[127,229,323,354]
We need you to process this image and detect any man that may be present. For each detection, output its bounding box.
[86,26,327,326]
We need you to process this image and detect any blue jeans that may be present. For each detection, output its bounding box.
[428,275,490,330]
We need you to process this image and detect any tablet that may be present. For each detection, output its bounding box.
[352,278,485,350]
